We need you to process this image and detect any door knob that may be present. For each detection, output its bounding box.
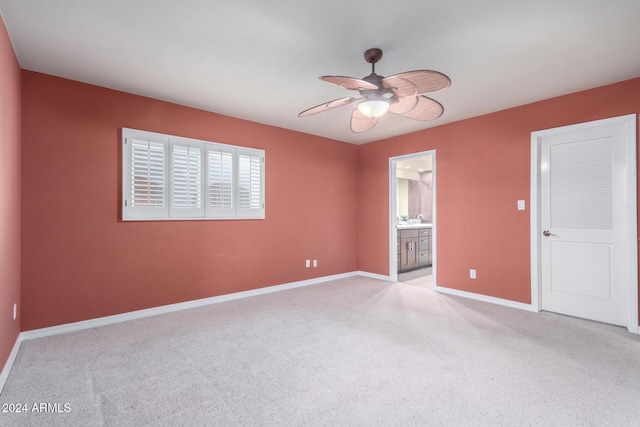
[543,230,558,237]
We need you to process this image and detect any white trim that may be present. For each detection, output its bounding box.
[625,115,639,333]
[20,271,361,341]
[11,271,393,344]
[434,285,538,312]
[4,271,386,393]
[389,150,437,285]
[389,157,398,283]
[530,114,638,333]
[431,157,437,286]
[358,270,392,282]
[0,334,23,395]
[530,134,541,312]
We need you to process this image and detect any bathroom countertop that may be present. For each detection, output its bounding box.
[396,223,432,229]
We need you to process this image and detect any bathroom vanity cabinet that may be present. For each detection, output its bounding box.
[397,226,432,273]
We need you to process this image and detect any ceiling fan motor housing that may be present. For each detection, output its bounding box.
[360,73,396,102]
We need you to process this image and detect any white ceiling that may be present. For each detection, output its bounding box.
[2,1,639,145]
[397,156,432,174]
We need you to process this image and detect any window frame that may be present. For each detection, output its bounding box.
[122,128,265,221]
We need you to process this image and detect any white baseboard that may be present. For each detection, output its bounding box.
[1,271,368,393]
[20,271,368,341]
[356,271,391,282]
[434,284,538,312]
[3,272,538,394]
[0,334,23,395]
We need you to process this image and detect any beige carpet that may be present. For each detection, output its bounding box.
[1,275,640,426]
[398,267,432,288]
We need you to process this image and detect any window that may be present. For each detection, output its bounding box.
[122,128,264,220]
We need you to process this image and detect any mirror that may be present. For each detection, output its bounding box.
[396,156,433,223]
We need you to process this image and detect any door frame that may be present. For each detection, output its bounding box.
[530,114,638,333]
[389,150,436,283]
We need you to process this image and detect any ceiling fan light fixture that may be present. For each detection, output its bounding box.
[299,48,450,132]
[357,99,389,118]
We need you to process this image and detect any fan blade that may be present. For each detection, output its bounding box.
[382,70,450,98]
[320,76,379,90]
[298,97,357,117]
[350,108,378,133]
[388,96,419,114]
[389,95,444,121]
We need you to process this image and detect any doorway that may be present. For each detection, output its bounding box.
[389,150,436,286]
[530,114,638,333]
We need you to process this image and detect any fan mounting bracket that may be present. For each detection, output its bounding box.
[364,48,383,64]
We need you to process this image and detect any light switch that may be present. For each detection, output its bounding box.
[517,200,525,211]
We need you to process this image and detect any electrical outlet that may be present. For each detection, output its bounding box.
[313,259,318,268]
[470,269,476,279]
[13,303,16,320]
[517,200,525,210]
[305,260,310,268]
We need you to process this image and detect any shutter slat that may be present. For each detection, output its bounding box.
[238,154,262,209]
[208,150,233,209]
[172,145,202,209]
[131,140,165,207]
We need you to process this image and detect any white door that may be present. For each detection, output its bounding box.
[536,115,636,327]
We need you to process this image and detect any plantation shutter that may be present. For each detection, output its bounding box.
[123,134,169,219]
[237,148,265,218]
[206,147,235,218]
[170,142,204,218]
[122,128,265,221]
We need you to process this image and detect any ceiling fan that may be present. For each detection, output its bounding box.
[298,48,451,133]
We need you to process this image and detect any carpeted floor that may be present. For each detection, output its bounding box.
[398,267,432,288]
[1,275,640,426]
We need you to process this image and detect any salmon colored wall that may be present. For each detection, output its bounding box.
[358,78,640,305]
[21,71,359,330]
[15,65,640,332]
[0,15,21,369]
